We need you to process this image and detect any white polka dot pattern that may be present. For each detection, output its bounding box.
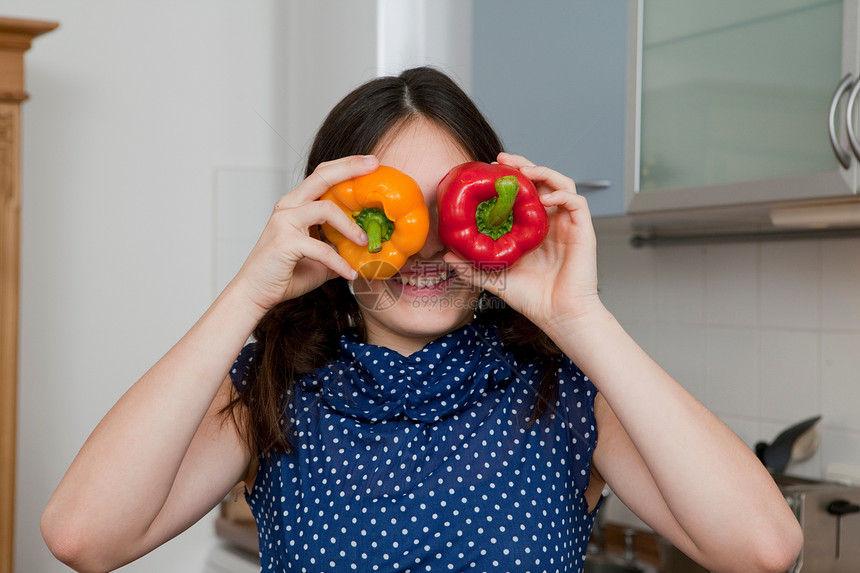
[230,322,600,572]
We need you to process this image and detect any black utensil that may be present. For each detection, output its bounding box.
[755,415,821,473]
[827,499,860,559]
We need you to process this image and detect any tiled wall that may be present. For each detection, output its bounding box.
[595,232,860,482]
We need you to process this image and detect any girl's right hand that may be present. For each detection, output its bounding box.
[231,155,378,313]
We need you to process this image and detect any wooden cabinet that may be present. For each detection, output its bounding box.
[0,16,57,573]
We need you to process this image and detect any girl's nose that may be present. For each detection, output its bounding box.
[417,206,445,258]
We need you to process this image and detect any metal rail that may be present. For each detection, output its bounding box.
[630,227,860,247]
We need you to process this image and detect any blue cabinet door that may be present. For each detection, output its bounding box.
[471,0,630,217]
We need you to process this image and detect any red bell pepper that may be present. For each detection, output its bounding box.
[437,162,549,270]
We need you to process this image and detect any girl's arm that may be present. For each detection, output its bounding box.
[448,152,802,573]
[41,287,260,573]
[551,308,801,573]
[41,155,378,573]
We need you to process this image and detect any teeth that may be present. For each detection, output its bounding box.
[396,269,456,287]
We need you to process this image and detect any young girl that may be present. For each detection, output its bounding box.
[42,67,801,573]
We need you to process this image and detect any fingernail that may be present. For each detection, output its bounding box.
[359,231,368,244]
[362,155,377,167]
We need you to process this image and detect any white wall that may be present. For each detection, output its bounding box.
[376,0,472,90]
[7,2,294,572]
[596,233,860,483]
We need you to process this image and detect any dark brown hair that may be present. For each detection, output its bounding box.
[228,67,560,457]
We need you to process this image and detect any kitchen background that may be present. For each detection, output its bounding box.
[3,1,859,572]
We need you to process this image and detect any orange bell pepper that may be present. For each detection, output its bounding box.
[320,165,429,279]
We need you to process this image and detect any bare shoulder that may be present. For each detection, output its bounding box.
[209,374,258,488]
[591,391,626,459]
[170,374,254,502]
[583,392,609,512]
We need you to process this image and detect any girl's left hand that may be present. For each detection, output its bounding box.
[444,152,604,333]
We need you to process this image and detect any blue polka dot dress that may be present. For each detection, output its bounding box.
[230,321,601,572]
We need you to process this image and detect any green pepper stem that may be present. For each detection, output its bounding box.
[484,176,519,228]
[364,219,384,253]
[475,175,519,240]
[353,207,394,253]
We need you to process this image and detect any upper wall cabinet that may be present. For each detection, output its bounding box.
[472,1,860,219]
[471,0,630,217]
[627,0,860,214]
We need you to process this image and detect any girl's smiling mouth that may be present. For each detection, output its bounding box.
[389,266,460,296]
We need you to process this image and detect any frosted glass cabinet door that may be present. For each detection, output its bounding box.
[628,0,860,212]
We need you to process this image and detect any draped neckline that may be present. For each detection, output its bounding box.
[299,321,515,423]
